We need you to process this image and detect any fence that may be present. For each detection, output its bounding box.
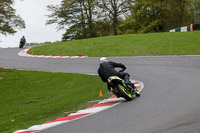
[168,24,200,32]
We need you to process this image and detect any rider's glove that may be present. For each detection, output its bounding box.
[119,70,123,72]
[120,67,126,72]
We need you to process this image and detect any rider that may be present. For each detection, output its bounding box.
[20,36,26,48]
[97,57,136,92]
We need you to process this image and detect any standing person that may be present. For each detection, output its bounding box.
[97,57,138,93]
[19,36,26,48]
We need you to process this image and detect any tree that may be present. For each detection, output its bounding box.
[118,0,195,34]
[47,0,197,39]
[118,0,164,34]
[190,0,200,9]
[162,0,193,30]
[46,0,136,40]
[0,0,25,35]
[98,0,135,35]
[46,0,100,40]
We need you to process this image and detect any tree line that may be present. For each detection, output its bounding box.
[46,0,200,41]
[0,0,200,40]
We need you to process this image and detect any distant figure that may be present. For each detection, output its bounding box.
[19,36,26,49]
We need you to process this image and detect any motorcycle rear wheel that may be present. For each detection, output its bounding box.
[19,43,23,49]
[116,84,132,101]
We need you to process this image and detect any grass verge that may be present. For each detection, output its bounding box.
[28,31,200,57]
[0,68,110,133]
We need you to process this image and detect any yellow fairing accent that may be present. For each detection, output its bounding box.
[136,90,140,94]
[120,85,132,98]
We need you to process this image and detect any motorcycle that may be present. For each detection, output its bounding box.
[19,42,25,49]
[108,76,140,101]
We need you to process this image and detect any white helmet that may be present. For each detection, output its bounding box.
[100,57,107,63]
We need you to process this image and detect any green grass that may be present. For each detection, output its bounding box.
[0,68,110,133]
[3,31,200,132]
[28,31,200,57]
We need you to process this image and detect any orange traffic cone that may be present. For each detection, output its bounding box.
[99,90,103,97]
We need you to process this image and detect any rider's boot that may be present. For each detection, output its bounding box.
[130,83,140,95]
[124,75,132,85]
[123,74,140,95]
[124,78,137,93]
[131,84,140,96]
[124,76,134,88]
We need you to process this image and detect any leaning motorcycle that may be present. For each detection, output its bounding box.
[108,76,140,101]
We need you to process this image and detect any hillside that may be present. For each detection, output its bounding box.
[28,31,200,57]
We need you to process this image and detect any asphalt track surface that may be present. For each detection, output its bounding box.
[1,47,200,133]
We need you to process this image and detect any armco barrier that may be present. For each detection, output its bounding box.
[168,24,200,32]
[193,24,200,30]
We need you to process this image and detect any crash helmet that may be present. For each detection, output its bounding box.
[100,57,107,63]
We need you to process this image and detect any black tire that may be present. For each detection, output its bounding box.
[19,42,25,48]
[19,43,23,49]
[116,84,132,101]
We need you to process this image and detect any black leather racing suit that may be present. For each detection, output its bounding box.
[98,61,130,84]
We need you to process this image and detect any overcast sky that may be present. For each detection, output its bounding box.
[0,0,64,48]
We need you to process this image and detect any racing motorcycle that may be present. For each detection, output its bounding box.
[108,76,140,101]
[19,42,25,49]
